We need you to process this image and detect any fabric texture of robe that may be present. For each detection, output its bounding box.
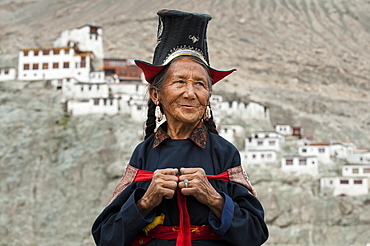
[92,122,269,246]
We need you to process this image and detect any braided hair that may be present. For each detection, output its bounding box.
[144,56,219,139]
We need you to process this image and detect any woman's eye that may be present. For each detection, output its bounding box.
[176,80,185,84]
[195,82,205,87]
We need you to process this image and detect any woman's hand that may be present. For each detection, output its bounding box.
[179,167,225,219]
[137,168,179,217]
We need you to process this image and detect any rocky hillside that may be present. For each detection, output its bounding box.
[1,0,370,245]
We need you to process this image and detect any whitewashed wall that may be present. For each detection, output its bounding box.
[281,156,319,176]
[67,98,119,115]
[342,165,370,177]
[0,67,16,81]
[298,144,331,164]
[320,177,368,196]
[346,153,370,165]
[18,49,90,81]
[54,25,104,60]
[275,124,293,136]
[242,150,277,167]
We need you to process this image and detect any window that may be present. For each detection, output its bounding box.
[137,105,142,110]
[93,99,99,105]
[354,180,363,185]
[252,154,256,159]
[43,50,50,55]
[23,64,30,70]
[63,62,69,68]
[319,148,325,153]
[285,159,293,165]
[89,85,92,91]
[103,99,107,105]
[269,141,276,146]
[130,68,139,77]
[364,168,370,173]
[119,68,127,76]
[302,148,307,153]
[257,141,263,146]
[110,99,113,105]
[53,63,59,69]
[81,86,84,92]
[65,49,69,54]
[352,168,359,174]
[53,49,60,55]
[23,50,29,56]
[299,159,307,165]
[267,154,272,159]
[34,50,39,56]
[340,179,349,184]
[42,63,48,69]
[33,63,39,70]
[4,69,9,74]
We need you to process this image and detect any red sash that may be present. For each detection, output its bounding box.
[131,224,221,246]
[131,170,230,246]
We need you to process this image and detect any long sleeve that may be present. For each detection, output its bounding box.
[208,184,268,245]
[206,134,269,245]
[92,187,155,246]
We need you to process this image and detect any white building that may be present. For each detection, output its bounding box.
[0,67,16,81]
[346,152,370,165]
[18,47,92,82]
[90,71,105,83]
[54,25,104,60]
[275,124,293,136]
[219,101,270,123]
[298,143,331,164]
[109,81,147,97]
[67,97,119,115]
[329,142,356,159]
[123,96,147,122]
[245,131,284,152]
[219,125,245,146]
[65,82,109,100]
[342,165,370,178]
[320,177,368,196]
[242,150,277,167]
[281,155,319,176]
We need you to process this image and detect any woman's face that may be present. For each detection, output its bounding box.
[155,56,211,126]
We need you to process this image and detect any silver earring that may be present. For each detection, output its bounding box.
[204,105,211,121]
[155,102,163,122]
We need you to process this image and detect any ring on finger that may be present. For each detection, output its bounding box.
[184,179,189,188]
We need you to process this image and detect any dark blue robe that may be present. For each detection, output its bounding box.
[92,124,268,246]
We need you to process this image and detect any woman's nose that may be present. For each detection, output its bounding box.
[183,83,196,99]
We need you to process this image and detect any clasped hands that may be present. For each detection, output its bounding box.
[137,167,224,218]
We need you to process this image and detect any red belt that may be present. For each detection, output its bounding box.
[132,169,229,246]
[131,224,221,246]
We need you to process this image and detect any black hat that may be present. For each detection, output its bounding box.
[135,9,236,84]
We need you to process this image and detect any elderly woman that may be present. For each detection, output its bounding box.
[92,9,268,246]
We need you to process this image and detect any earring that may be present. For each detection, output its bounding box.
[204,105,211,121]
[155,101,163,122]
